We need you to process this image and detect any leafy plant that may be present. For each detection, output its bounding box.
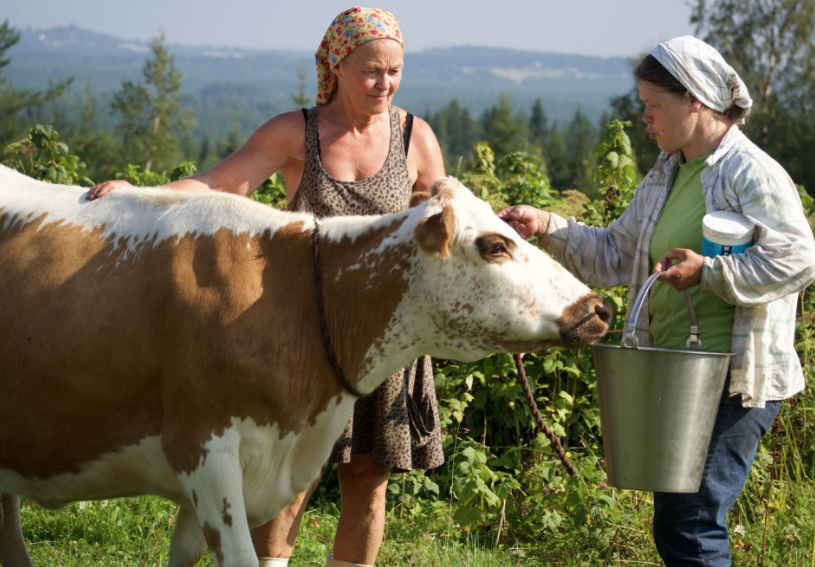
[459,142,555,213]
[250,172,288,209]
[582,119,637,227]
[113,161,198,187]
[3,124,93,186]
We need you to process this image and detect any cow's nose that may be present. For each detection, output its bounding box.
[558,292,611,348]
[595,300,612,325]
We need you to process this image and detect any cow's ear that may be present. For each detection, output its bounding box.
[430,177,458,200]
[415,204,455,258]
[408,191,431,208]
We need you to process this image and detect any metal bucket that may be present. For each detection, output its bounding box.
[592,272,731,493]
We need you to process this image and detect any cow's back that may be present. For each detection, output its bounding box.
[0,167,320,481]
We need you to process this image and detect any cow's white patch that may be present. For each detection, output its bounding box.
[318,214,398,245]
[0,165,312,254]
[178,399,355,526]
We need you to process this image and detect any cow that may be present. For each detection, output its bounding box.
[0,165,610,567]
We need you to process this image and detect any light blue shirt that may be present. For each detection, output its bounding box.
[542,126,815,407]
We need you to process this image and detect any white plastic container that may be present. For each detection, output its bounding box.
[701,211,755,258]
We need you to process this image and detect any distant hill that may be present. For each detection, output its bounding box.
[7,25,635,140]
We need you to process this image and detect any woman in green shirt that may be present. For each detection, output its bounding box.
[500,36,815,566]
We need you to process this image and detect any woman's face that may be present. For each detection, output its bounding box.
[638,81,698,154]
[334,39,404,115]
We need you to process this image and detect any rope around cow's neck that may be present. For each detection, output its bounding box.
[514,354,578,477]
[311,218,366,399]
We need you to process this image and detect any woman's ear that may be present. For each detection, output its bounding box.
[687,93,703,113]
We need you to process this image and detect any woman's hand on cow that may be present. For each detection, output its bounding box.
[87,179,133,200]
[653,248,704,291]
[497,206,551,240]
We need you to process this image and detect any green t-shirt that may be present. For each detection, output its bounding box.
[648,151,735,353]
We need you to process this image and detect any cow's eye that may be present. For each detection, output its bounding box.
[486,242,507,255]
[476,233,515,262]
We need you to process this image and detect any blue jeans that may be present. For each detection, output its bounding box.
[652,382,782,566]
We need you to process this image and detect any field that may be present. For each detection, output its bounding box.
[19,476,815,566]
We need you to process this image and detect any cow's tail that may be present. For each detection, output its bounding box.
[0,490,4,528]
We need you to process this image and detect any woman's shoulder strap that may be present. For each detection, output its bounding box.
[403,112,414,157]
[301,106,321,159]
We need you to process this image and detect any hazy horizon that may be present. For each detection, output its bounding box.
[5,0,696,59]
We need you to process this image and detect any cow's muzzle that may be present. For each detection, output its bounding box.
[557,292,611,348]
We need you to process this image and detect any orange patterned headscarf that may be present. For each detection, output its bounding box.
[315,7,403,105]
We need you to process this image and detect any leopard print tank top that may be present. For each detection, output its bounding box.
[287,105,444,472]
[288,105,414,217]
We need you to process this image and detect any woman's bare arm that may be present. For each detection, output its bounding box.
[87,111,306,200]
[407,116,446,193]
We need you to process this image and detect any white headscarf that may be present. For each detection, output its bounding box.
[650,35,753,113]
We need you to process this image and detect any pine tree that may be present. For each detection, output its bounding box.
[457,108,476,168]
[0,19,73,148]
[111,31,194,172]
[564,108,599,194]
[529,98,550,149]
[430,99,479,173]
[291,62,311,107]
[546,127,571,190]
[70,79,118,181]
[692,0,815,192]
[198,137,211,167]
[480,93,520,158]
[218,108,244,160]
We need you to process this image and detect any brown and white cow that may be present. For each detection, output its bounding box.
[0,165,609,567]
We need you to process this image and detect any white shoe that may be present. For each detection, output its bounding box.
[326,554,372,567]
[259,558,289,566]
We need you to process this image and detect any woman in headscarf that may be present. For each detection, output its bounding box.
[89,7,445,567]
[499,36,815,566]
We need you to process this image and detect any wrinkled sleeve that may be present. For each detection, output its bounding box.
[700,164,815,306]
[539,186,648,289]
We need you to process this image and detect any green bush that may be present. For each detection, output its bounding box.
[3,124,93,186]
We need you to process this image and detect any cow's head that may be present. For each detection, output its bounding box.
[408,177,610,361]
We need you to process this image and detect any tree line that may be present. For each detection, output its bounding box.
[428,96,603,194]
[3,0,815,198]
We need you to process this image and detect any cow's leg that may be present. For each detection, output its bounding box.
[178,453,256,567]
[0,493,34,567]
[168,506,208,567]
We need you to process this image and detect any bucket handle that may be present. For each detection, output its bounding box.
[622,271,702,351]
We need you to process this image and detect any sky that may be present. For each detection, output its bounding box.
[5,0,696,58]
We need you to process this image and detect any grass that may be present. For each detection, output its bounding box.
[18,476,815,566]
